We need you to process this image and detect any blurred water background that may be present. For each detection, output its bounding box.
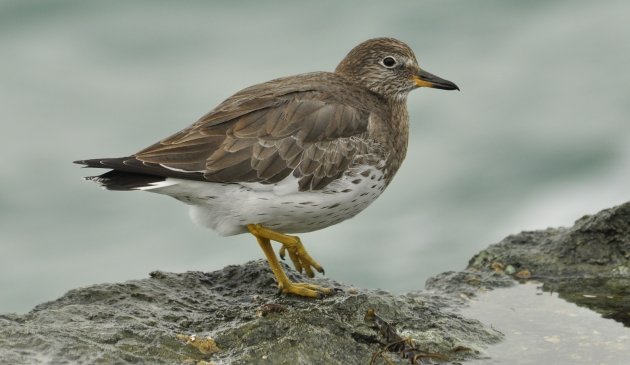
[1,0,629,314]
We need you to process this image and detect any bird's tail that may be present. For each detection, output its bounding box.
[74,158,166,191]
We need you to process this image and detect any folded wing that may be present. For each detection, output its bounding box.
[78,76,379,192]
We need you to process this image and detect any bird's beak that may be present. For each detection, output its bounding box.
[413,69,459,91]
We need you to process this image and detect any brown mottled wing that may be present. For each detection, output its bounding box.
[134,91,372,191]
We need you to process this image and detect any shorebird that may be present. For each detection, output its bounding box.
[75,37,458,298]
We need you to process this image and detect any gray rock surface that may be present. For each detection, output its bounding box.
[469,201,630,276]
[1,201,628,364]
[0,261,501,365]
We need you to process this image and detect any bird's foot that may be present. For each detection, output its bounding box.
[247,224,324,277]
[278,239,324,278]
[278,281,333,298]
[248,224,332,299]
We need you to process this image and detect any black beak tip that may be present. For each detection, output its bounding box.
[435,82,460,91]
[417,69,460,91]
[443,80,460,91]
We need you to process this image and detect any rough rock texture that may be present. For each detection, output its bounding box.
[0,261,501,365]
[468,201,630,325]
[1,201,628,364]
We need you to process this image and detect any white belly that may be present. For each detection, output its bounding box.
[147,165,387,236]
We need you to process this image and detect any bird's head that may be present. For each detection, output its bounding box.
[335,37,459,99]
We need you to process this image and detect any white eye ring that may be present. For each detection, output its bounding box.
[380,56,397,68]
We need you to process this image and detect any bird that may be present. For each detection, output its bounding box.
[75,37,459,298]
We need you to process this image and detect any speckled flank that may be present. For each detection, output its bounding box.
[150,165,386,236]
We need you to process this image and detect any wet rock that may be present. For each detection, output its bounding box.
[0,261,501,365]
[469,201,630,325]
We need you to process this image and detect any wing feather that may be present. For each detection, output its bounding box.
[124,73,384,191]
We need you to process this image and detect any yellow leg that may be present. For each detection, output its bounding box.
[247,224,324,277]
[248,224,332,298]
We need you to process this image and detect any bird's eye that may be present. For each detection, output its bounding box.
[381,56,397,68]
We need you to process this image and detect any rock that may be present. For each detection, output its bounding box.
[0,260,501,365]
[468,201,630,325]
[1,201,628,364]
